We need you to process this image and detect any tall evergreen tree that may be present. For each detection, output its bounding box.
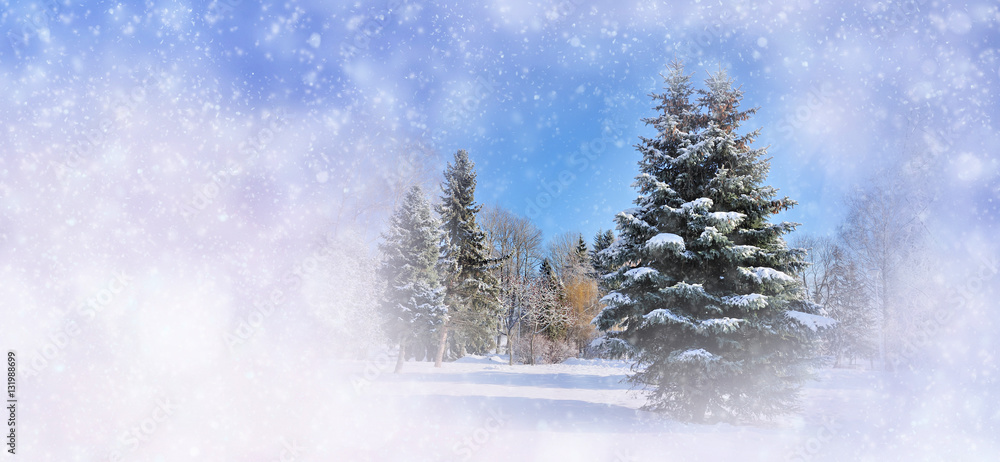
[436,149,501,364]
[594,61,818,422]
[378,186,448,373]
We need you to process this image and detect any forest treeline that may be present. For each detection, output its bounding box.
[328,60,940,422]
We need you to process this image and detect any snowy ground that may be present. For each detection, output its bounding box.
[31,341,994,461]
[304,356,998,461]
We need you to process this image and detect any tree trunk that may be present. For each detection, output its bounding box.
[394,339,406,374]
[880,266,896,373]
[495,319,501,354]
[508,329,515,366]
[434,320,449,367]
[528,333,535,365]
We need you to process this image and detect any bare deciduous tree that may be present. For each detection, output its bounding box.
[839,174,930,371]
[480,204,544,364]
[547,232,584,280]
[521,275,571,364]
[793,234,878,367]
[792,234,837,306]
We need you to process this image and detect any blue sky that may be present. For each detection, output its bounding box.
[1,0,997,254]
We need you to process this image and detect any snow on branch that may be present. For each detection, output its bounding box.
[786,310,837,332]
[740,266,796,284]
[696,317,743,334]
[616,208,655,232]
[697,226,726,246]
[624,267,659,280]
[643,308,692,326]
[646,232,686,253]
[600,291,632,306]
[708,211,745,231]
[670,348,719,363]
[726,245,761,260]
[681,197,713,211]
[597,238,628,260]
[661,281,709,300]
[722,293,768,310]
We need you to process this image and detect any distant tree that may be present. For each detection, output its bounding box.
[793,235,878,367]
[547,232,603,352]
[547,232,583,280]
[304,230,385,358]
[792,235,837,306]
[538,259,570,339]
[496,275,527,364]
[575,235,589,266]
[480,204,544,364]
[591,229,617,279]
[523,264,572,364]
[563,272,601,352]
[539,258,558,282]
[823,245,878,366]
[378,186,448,373]
[839,178,927,371]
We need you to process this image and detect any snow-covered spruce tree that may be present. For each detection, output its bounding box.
[436,149,501,364]
[594,62,818,422]
[591,229,616,280]
[378,186,448,373]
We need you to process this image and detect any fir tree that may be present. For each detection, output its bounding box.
[591,230,615,267]
[539,258,569,339]
[594,61,817,422]
[575,235,589,266]
[436,149,501,364]
[540,258,559,289]
[378,186,448,373]
[591,229,617,284]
